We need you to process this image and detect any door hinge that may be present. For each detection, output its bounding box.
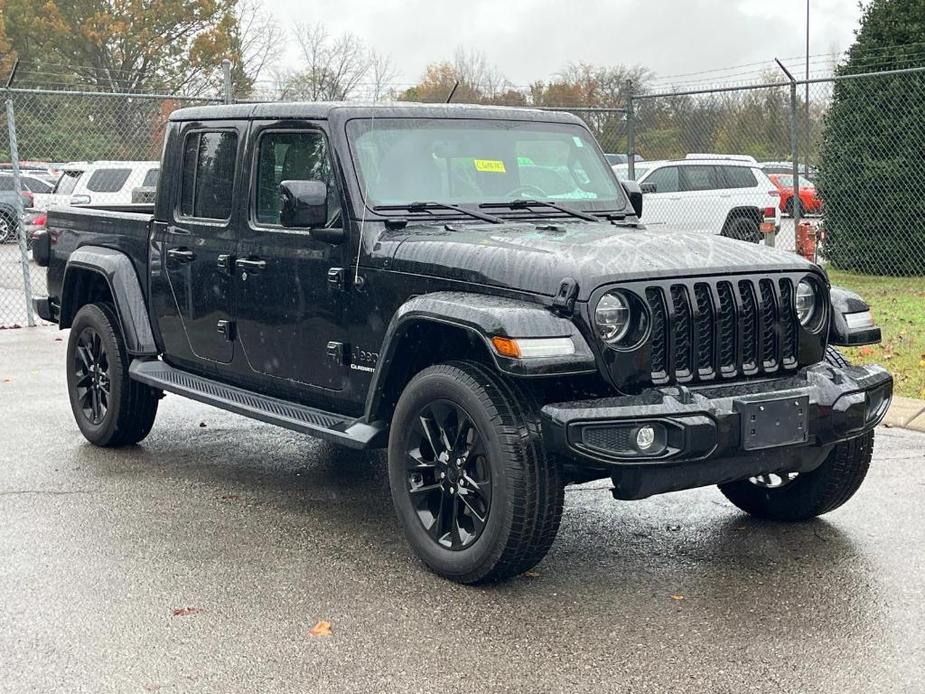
[327,267,348,290]
[326,341,348,365]
[216,320,235,341]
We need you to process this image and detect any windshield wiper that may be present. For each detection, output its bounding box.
[479,199,599,222]
[374,201,504,224]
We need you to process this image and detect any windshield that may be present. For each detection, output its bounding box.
[53,170,83,195]
[347,118,626,213]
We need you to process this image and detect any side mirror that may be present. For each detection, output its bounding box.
[640,182,657,194]
[279,180,328,229]
[621,180,644,218]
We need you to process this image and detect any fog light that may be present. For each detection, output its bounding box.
[635,425,656,450]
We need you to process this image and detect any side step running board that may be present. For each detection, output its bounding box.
[129,359,385,449]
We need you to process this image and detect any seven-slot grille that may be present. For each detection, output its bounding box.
[645,277,799,385]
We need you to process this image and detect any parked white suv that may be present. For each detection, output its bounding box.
[67,160,160,206]
[613,155,781,242]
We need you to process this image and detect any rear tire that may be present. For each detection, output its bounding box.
[718,347,873,521]
[388,360,563,584]
[66,303,160,447]
[723,217,761,243]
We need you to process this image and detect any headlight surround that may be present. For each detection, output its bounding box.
[594,290,648,349]
[796,278,822,330]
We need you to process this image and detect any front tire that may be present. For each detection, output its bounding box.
[718,347,873,521]
[66,303,160,447]
[388,361,563,584]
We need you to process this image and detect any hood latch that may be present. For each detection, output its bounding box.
[552,277,579,316]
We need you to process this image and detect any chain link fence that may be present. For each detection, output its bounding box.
[0,88,219,328]
[1,68,923,331]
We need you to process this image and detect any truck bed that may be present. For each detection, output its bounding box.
[44,204,154,309]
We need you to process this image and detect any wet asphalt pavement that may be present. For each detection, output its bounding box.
[1,326,924,693]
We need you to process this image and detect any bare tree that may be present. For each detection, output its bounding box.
[369,50,398,101]
[285,23,372,101]
[236,0,283,88]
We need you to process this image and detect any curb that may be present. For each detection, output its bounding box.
[883,396,925,433]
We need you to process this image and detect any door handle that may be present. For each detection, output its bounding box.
[235,258,267,272]
[167,248,196,263]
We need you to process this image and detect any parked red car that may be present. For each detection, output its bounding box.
[768,173,822,216]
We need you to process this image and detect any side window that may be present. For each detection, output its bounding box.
[179,130,238,220]
[254,130,338,227]
[142,168,160,187]
[680,165,721,192]
[723,166,758,189]
[644,166,679,194]
[86,168,131,193]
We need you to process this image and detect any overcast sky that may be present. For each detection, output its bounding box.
[265,0,863,87]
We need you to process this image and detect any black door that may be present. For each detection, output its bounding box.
[235,123,347,391]
[157,124,242,365]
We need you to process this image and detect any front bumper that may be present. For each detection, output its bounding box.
[541,362,892,499]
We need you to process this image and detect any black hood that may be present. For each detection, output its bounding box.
[382,222,816,300]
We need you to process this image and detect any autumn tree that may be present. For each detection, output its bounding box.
[400,49,512,104]
[0,0,277,96]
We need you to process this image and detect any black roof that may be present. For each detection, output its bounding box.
[169,101,583,125]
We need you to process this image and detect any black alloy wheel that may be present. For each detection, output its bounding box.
[73,326,111,425]
[405,400,492,550]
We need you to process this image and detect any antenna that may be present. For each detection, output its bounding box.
[445,80,459,103]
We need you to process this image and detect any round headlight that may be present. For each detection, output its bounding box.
[595,291,631,344]
[796,279,818,326]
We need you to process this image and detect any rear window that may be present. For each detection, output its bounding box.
[179,130,238,220]
[680,165,722,192]
[723,166,758,188]
[22,176,53,193]
[86,168,131,193]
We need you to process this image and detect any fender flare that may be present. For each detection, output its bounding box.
[363,291,596,421]
[62,246,157,356]
[828,284,881,346]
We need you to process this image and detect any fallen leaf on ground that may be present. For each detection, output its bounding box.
[309,620,333,637]
[670,594,685,601]
[859,347,875,357]
[521,571,539,578]
[172,607,201,617]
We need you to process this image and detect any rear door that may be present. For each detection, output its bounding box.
[153,122,244,366]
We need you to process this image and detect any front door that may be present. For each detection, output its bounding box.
[234,123,347,392]
[156,123,243,366]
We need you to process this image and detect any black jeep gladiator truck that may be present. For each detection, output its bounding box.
[32,103,892,584]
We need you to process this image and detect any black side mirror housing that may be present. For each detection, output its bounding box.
[640,182,657,194]
[621,180,644,218]
[279,180,328,229]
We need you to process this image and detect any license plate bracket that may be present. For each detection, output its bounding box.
[734,395,809,451]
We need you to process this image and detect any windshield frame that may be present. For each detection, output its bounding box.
[343,115,631,221]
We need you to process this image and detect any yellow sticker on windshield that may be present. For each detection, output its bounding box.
[474,159,506,173]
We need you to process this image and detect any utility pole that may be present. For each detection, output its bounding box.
[805,0,810,177]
